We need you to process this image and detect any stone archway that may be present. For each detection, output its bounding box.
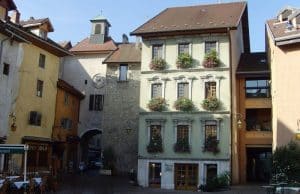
[79,129,102,167]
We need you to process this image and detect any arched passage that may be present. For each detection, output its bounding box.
[79,129,102,167]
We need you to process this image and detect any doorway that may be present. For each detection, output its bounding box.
[175,163,198,190]
[246,147,272,182]
[148,162,161,188]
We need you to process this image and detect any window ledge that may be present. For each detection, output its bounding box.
[117,80,129,83]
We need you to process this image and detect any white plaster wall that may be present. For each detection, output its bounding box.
[138,159,230,190]
[0,34,23,137]
[62,53,108,136]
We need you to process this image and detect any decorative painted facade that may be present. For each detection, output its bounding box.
[131,2,250,190]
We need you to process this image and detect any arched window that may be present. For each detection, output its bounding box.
[94,24,101,34]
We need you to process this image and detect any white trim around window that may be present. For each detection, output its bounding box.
[174,75,195,100]
[177,41,192,56]
[200,74,224,100]
[204,40,219,54]
[146,119,166,143]
[150,40,166,59]
[147,76,169,99]
[200,118,222,141]
[173,118,193,144]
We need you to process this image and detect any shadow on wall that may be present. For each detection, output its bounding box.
[276,119,299,148]
[102,64,141,174]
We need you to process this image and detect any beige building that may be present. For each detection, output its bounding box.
[266,6,300,149]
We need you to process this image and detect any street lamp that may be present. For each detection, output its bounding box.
[234,113,243,129]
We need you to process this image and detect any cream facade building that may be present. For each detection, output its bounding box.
[266,7,300,149]
[132,2,250,190]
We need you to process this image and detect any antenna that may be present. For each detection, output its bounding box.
[100,10,103,16]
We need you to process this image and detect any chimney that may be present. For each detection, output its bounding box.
[10,10,20,24]
[122,34,129,44]
[135,36,141,49]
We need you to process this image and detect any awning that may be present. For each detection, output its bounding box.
[0,144,27,154]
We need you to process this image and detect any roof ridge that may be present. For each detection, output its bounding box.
[167,1,246,10]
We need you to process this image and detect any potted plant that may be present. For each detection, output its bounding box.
[202,49,220,68]
[203,136,220,154]
[149,58,167,70]
[100,147,115,175]
[147,134,163,153]
[147,97,167,112]
[202,97,220,111]
[174,138,190,153]
[174,97,194,112]
[176,53,193,68]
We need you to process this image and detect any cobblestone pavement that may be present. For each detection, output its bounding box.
[55,170,267,194]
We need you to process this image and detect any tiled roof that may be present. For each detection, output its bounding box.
[104,43,141,63]
[70,37,117,53]
[237,52,270,77]
[0,20,71,57]
[131,2,246,35]
[267,19,300,40]
[20,17,54,32]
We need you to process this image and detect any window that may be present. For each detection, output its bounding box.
[178,43,189,55]
[64,92,69,106]
[205,121,217,141]
[84,80,88,85]
[177,82,189,98]
[151,83,162,98]
[245,79,270,98]
[119,64,128,81]
[39,54,46,68]
[94,24,101,34]
[152,44,163,59]
[3,63,9,75]
[89,94,104,111]
[205,41,217,54]
[61,118,72,129]
[177,125,189,140]
[150,125,161,139]
[29,111,42,126]
[39,31,47,39]
[36,80,44,97]
[205,82,216,98]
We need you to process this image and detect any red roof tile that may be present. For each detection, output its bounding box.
[104,43,141,63]
[131,2,246,35]
[70,37,117,53]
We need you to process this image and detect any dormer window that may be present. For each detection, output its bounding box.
[40,30,47,39]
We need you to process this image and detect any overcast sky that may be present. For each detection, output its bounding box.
[13,0,300,52]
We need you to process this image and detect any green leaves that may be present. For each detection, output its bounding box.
[203,49,220,68]
[176,53,193,68]
[149,58,167,70]
[174,97,194,112]
[202,97,220,111]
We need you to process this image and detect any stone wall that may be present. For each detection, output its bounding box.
[103,62,140,174]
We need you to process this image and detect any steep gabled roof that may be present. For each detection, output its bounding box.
[0,0,17,11]
[57,79,85,100]
[0,20,71,57]
[104,43,141,63]
[131,1,247,36]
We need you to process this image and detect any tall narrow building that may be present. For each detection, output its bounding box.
[131,2,250,190]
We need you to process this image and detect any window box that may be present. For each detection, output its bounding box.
[147,134,163,153]
[202,97,220,111]
[176,53,193,69]
[150,58,167,71]
[203,136,220,154]
[174,98,194,112]
[174,138,190,153]
[202,50,220,68]
[147,97,166,112]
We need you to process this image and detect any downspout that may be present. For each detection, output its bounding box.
[227,27,233,185]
